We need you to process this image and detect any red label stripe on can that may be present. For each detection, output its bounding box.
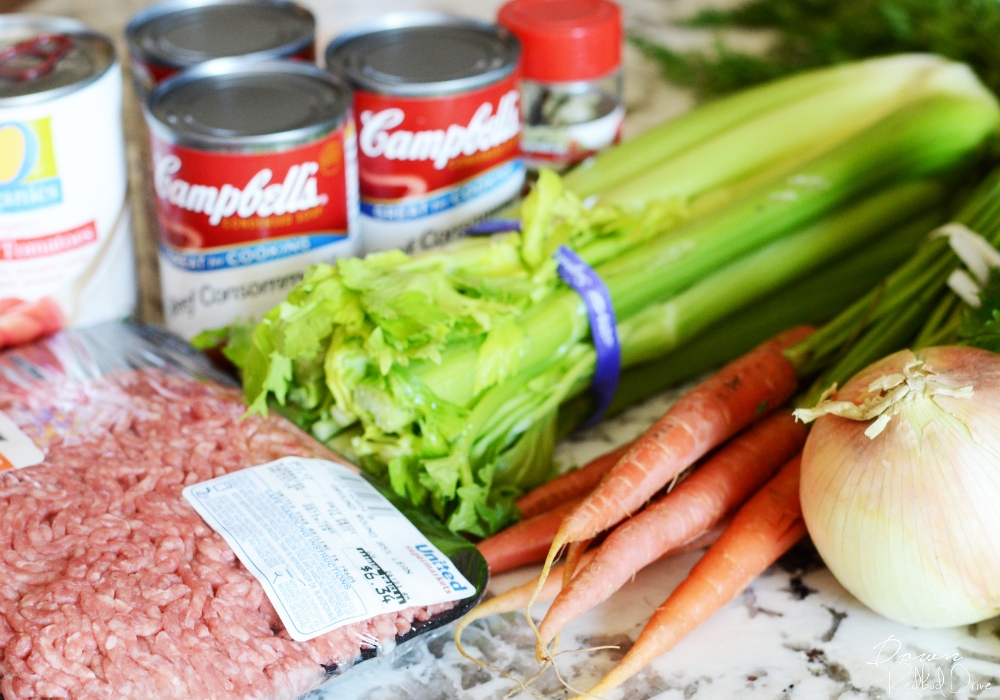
[355,76,521,203]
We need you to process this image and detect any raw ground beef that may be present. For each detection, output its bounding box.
[0,365,454,700]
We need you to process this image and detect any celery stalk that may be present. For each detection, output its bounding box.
[557,210,940,436]
[597,57,991,209]
[791,167,1000,407]
[565,55,973,201]
[562,57,896,197]
[415,95,999,404]
[438,189,943,504]
[617,181,946,366]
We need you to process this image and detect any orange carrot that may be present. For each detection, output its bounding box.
[555,326,810,550]
[538,410,806,646]
[459,550,600,639]
[456,525,728,662]
[528,326,810,661]
[515,442,632,520]
[583,455,807,696]
[561,539,591,588]
[477,498,582,574]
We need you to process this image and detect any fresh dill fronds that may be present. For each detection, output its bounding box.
[632,0,1000,98]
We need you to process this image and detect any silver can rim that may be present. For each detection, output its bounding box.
[144,58,353,151]
[0,14,117,107]
[325,11,520,97]
[126,0,315,72]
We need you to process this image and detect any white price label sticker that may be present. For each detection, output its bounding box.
[182,457,475,642]
[0,411,44,471]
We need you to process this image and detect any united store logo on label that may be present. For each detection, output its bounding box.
[151,123,354,251]
[354,78,521,202]
[0,118,62,214]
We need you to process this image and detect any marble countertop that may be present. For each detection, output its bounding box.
[12,0,1000,697]
[309,384,1000,700]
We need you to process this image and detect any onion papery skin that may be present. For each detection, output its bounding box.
[801,346,1000,627]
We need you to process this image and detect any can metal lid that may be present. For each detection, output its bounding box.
[326,12,519,97]
[127,0,314,70]
[0,15,115,106]
[146,59,352,150]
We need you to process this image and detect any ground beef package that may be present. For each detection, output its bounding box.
[0,323,487,700]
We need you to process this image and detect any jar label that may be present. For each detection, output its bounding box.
[522,104,625,170]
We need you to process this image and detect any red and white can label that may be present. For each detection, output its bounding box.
[132,45,316,94]
[152,120,359,339]
[355,75,524,253]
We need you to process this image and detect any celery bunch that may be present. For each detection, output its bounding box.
[212,55,999,535]
[788,166,1000,407]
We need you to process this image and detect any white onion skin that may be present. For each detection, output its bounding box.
[801,346,1000,627]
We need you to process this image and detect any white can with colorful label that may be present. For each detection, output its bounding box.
[0,16,136,331]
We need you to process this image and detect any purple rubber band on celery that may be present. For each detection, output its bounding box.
[466,219,522,235]
[554,245,620,427]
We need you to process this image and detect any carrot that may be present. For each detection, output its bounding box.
[555,326,810,549]
[456,524,728,664]
[561,539,591,588]
[454,549,601,684]
[457,550,601,645]
[528,326,810,661]
[538,410,806,646]
[583,455,807,696]
[515,443,632,520]
[477,498,583,574]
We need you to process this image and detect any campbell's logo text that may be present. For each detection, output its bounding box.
[155,156,329,226]
[359,90,520,170]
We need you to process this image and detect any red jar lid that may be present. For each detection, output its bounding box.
[497,0,622,83]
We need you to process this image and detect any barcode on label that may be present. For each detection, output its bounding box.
[340,473,397,514]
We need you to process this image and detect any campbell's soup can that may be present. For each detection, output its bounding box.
[326,13,523,254]
[0,16,136,329]
[126,0,316,94]
[144,59,359,340]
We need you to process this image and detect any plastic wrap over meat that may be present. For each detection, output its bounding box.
[0,323,487,700]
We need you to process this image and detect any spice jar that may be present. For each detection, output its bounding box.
[498,0,623,172]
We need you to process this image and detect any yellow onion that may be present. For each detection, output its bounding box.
[796,346,1000,627]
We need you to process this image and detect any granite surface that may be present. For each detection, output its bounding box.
[11,0,1000,697]
[306,384,1000,700]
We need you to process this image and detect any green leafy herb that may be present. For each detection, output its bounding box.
[633,0,1000,98]
[960,268,1000,353]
